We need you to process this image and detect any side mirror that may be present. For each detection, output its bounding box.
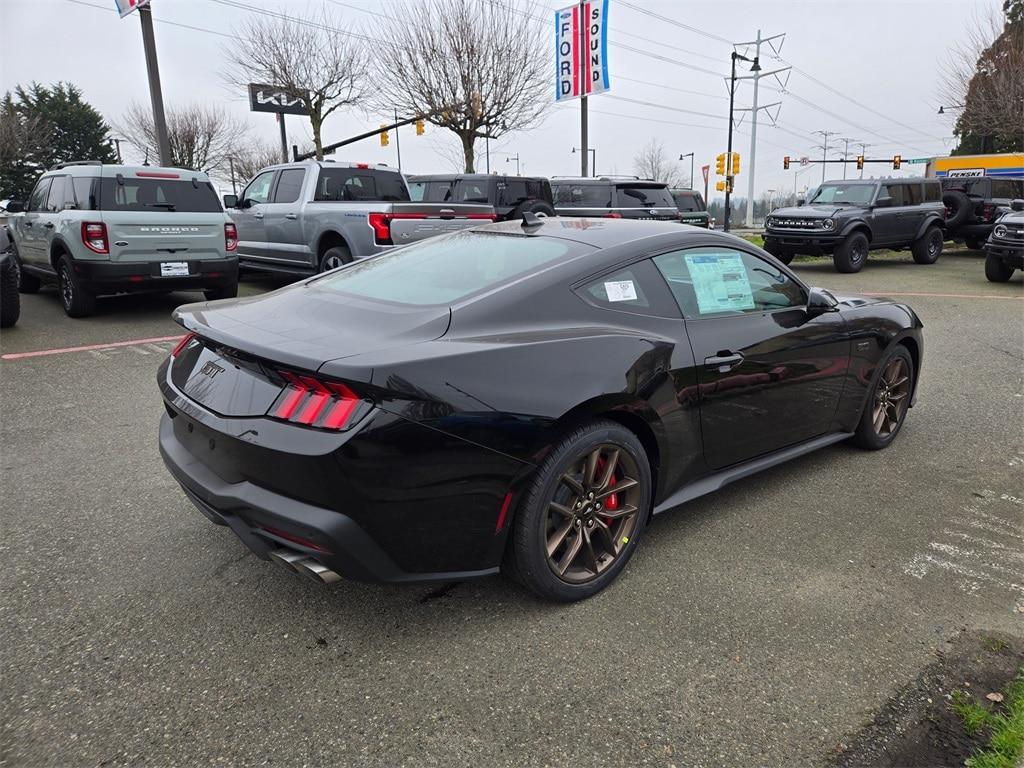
[807,287,838,316]
[4,201,24,213]
[1011,199,1024,212]
[796,198,805,207]
[222,194,238,209]
[874,197,892,208]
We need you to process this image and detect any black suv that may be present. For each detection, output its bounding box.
[408,174,554,221]
[941,176,1024,249]
[551,178,679,221]
[669,188,712,228]
[983,200,1024,282]
[764,178,945,273]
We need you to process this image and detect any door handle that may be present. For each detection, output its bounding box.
[285,213,298,220]
[43,222,55,229]
[24,221,32,227]
[704,352,744,372]
[253,213,264,220]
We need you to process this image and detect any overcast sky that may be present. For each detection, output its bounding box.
[0,0,1000,201]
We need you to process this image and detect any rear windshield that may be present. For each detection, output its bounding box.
[808,184,875,205]
[616,185,675,208]
[553,184,612,208]
[672,191,704,212]
[315,168,409,202]
[98,176,221,212]
[313,232,583,306]
[408,179,491,204]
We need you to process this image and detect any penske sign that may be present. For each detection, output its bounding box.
[554,0,610,102]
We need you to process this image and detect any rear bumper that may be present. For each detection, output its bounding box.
[949,223,994,239]
[74,257,237,293]
[157,362,527,584]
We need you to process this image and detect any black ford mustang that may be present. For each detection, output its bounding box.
[158,217,923,601]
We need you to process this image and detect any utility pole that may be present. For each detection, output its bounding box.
[733,30,789,227]
[813,129,836,184]
[137,4,172,167]
[725,50,760,232]
[839,137,860,180]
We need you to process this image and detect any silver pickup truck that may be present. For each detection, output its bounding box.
[224,160,496,275]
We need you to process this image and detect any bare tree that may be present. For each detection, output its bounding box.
[374,0,548,173]
[229,141,287,186]
[939,4,1024,153]
[633,140,684,187]
[118,102,249,172]
[225,8,368,160]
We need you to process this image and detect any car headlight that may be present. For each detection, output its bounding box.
[994,224,1007,239]
[821,218,835,230]
[765,216,774,228]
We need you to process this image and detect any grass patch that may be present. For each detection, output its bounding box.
[984,636,1009,652]
[951,670,1024,768]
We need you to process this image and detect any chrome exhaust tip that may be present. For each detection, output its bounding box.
[294,558,342,584]
[269,548,308,572]
[269,548,341,584]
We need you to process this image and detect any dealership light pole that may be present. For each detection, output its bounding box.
[134,3,172,167]
[572,146,596,177]
[506,154,521,175]
[725,50,760,232]
[679,152,694,189]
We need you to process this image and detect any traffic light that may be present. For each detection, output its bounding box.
[893,154,901,170]
[379,125,390,147]
[856,155,865,170]
[415,118,425,136]
[783,156,790,170]
[715,152,726,176]
[715,180,726,192]
[731,152,741,175]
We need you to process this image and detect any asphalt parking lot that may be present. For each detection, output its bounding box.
[1,250,1022,767]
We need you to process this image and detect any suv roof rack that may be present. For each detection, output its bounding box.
[50,160,103,170]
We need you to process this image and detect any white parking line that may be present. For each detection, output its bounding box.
[1,335,183,361]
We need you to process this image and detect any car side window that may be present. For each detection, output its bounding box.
[273,169,305,203]
[72,177,97,210]
[45,176,68,212]
[576,259,681,319]
[991,179,1024,199]
[923,182,941,203]
[501,180,528,206]
[653,247,806,318]
[27,178,51,212]
[882,183,904,206]
[902,183,921,205]
[243,171,275,205]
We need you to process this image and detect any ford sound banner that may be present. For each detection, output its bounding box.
[554,0,610,102]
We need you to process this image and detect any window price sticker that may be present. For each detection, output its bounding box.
[684,253,755,314]
[604,280,638,302]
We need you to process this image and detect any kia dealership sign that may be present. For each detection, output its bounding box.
[554,0,610,102]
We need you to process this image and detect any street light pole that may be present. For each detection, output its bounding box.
[725,51,759,232]
[572,147,596,177]
[679,152,694,189]
[138,5,171,167]
[506,153,521,175]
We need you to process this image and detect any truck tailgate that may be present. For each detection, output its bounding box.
[385,203,495,245]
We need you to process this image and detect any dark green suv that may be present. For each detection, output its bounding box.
[669,188,711,228]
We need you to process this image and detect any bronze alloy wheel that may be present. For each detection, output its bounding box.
[544,444,643,584]
[872,356,910,437]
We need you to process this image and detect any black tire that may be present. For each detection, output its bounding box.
[763,241,795,265]
[509,200,555,221]
[1,257,20,328]
[852,345,914,451]
[964,236,983,251]
[13,242,40,294]
[506,419,652,602]
[911,226,943,265]
[833,231,869,273]
[204,281,239,301]
[942,190,972,228]
[57,255,96,318]
[319,246,352,272]
[984,253,1015,283]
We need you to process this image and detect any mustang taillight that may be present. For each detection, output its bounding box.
[269,371,361,430]
[171,332,197,358]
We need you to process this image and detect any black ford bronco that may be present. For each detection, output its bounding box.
[983,200,1024,282]
[764,178,945,273]
[941,176,1024,249]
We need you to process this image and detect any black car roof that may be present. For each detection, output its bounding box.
[469,216,725,249]
[409,174,546,182]
[550,178,668,187]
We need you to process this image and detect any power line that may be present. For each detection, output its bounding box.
[66,0,235,38]
[615,0,733,45]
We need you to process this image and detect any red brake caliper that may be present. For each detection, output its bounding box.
[594,457,619,527]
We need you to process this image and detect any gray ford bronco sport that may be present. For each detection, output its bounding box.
[7,162,238,317]
[764,178,945,273]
